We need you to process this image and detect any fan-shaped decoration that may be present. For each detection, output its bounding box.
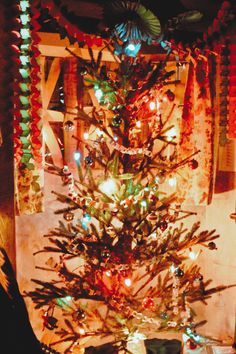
[104,0,161,44]
[167,10,203,31]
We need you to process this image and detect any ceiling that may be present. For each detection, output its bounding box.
[39,0,225,46]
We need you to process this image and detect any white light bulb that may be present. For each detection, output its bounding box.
[74,151,81,161]
[149,101,156,110]
[79,328,85,335]
[166,127,177,141]
[99,178,118,197]
[83,132,89,140]
[127,43,135,51]
[95,88,103,101]
[124,278,132,287]
[170,265,177,273]
[168,177,177,187]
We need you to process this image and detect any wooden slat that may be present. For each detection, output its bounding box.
[38,33,116,61]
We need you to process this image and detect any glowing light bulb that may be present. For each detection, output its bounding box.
[182,333,189,343]
[136,121,141,128]
[166,127,177,141]
[113,135,118,141]
[124,278,132,287]
[149,101,156,110]
[105,270,111,277]
[20,0,29,11]
[74,151,81,161]
[127,43,135,51]
[82,213,91,223]
[20,28,30,39]
[189,250,197,260]
[168,177,177,187]
[170,264,177,273]
[95,88,103,101]
[95,128,103,137]
[140,200,147,208]
[20,13,30,25]
[79,328,85,335]
[189,249,200,260]
[99,178,118,197]
[83,132,89,140]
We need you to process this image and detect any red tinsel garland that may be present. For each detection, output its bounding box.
[39,0,103,47]
[13,0,44,215]
[30,2,43,165]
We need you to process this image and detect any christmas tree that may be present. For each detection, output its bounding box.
[28,43,230,353]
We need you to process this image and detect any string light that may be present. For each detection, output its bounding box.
[136,121,141,128]
[127,43,135,51]
[105,270,111,277]
[78,328,85,335]
[189,249,200,260]
[99,178,118,197]
[168,177,177,187]
[83,132,89,140]
[166,127,177,141]
[94,87,103,101]
[74,151,81,162]
[140,200,147,208]
[149,101,156,110]
[124,278,132,287]
[170,264,177,273]
[95,128,103,137]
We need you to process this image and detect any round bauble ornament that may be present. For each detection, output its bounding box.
[208,242,217,250]
[64,120,74,131]
[165,89,175,102]
[159,221,168,232]
[147,212,158,224]
[43,314,58,330]
[188,159,199,170]
[186,339,198,350]
[85,156,94,166]
[78,66,87,76]
[160,311,168,320]
[73,309,86,322]
[101,247,111,260]
[175,267,184,277]
[63,211,74,221]
[112,115,122,127]
[142,297,155,309]
[70,239,85,253]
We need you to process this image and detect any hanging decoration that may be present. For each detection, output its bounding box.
[104,0,161,44]
[103,0,161,57]
[14,0,44,215]
[39,0,103,47]
[178,52,217,205]
[203,1,236,46]
[227,41,236,139]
